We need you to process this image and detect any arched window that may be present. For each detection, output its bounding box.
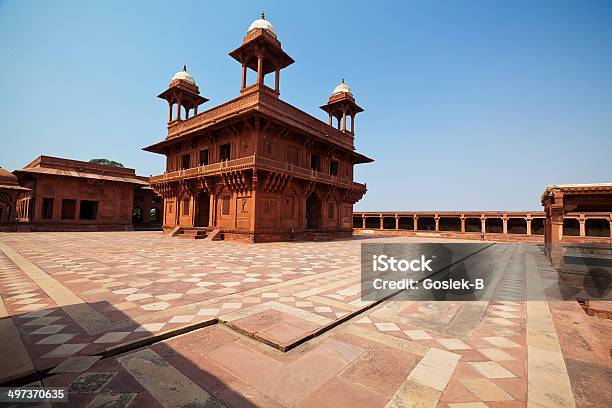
[585,219,610,237]
[563,218,580,236]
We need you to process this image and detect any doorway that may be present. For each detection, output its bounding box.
[306,193,321,229]
[195,192,210,227]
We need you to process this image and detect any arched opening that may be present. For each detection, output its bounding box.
[485,218,503,233]
[417,217,435,231]
[306,193,322,229]
[439,217,461,232]
[585,219,610,237]
[383,216,395,229]
[132,207,143,224]
[465,218,481,232]
[398,216,414,230]
[507,218,527,234]
[353,216,362,228]
[563,218,580,236]
[195,192,210,227]
[365,217,379,229]
[531,218,545,235]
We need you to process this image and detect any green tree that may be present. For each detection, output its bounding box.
[89,159,124,168]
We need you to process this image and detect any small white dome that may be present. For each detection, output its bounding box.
[332,79,352,96]
[248,13,277,37]
[171,66,195,85]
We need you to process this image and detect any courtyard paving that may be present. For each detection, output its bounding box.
[0,232,609,407]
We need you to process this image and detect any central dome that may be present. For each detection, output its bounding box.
[171,66,195,85]
[248,13,277,37]
[332,79,352,96]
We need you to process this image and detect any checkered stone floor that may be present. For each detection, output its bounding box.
[0,232,609,408]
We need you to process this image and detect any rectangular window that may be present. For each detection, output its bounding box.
[41,198,54,219]
[182,198,190,216]
[181,154,190,169]
[310,154,321,172]
[61,199,76,220]
[79,200,98,220]
[287,146,299,165]
[328,202,335,219]
[199,149,209,166]
[330,160,339,176]
[220,143,231,161]
[221,195,230,215]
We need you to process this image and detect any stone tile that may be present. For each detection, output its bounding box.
[168,315,195,324]
[482,337,520,348]
[36,333,76,345]
[296,377,387,408]
[134,323,166,332]
[50,356,102,374]
[374,322,401,332]
[468,362,516,379]
[448,403,490,408]
[386,380,441,408]
[94,332,131,343]
[86,392,137,408]
[437,338,472,350]
[140,301,170,311]
[118,348,222,407]
[196,308,220,316]
[42,343,88,358]
[404,329,433,340]
[477,348,515,361]
[68,372,116,393]
[459,378,513,401]
[23,316,61,326]
[29,324,66,335]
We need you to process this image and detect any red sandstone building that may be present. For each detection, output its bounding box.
[10,156,161,231]
[0,167,30,232]
[145,15,372,242]
[541,184,612,246]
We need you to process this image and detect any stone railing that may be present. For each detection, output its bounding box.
[150,155,366,192]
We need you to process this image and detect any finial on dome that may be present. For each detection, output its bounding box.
[261,12,265,20]
[342,78,345,83]
[183,65,187,72]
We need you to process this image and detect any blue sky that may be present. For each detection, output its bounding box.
[1,0,611,211]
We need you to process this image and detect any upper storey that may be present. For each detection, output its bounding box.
[150,14,370,159]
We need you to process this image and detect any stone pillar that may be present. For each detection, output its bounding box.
[351,115,355,133]
[362,214,366,229]
[579,214,586,237]
[177,98,182,120]
[274,67,280,93]
[257,55,264,85]
[395,215,399,230]
[526,218,532,235]
[328,114,333,126]
[341,111,347,131]
[502,216,508,235]
[434,216,440,232]
[481,217,486,234]
[413,215,418,231]
[168,101,173,122]
[460,216,465,233]
[241,64,247,90]
[379,215,384,230]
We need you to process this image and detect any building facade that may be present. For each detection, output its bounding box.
[541,184,612,247]
[13,156,159,231]
[145,15,372,242]
[0,167,31,232]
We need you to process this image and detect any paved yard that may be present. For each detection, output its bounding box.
[0,232,609,407]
